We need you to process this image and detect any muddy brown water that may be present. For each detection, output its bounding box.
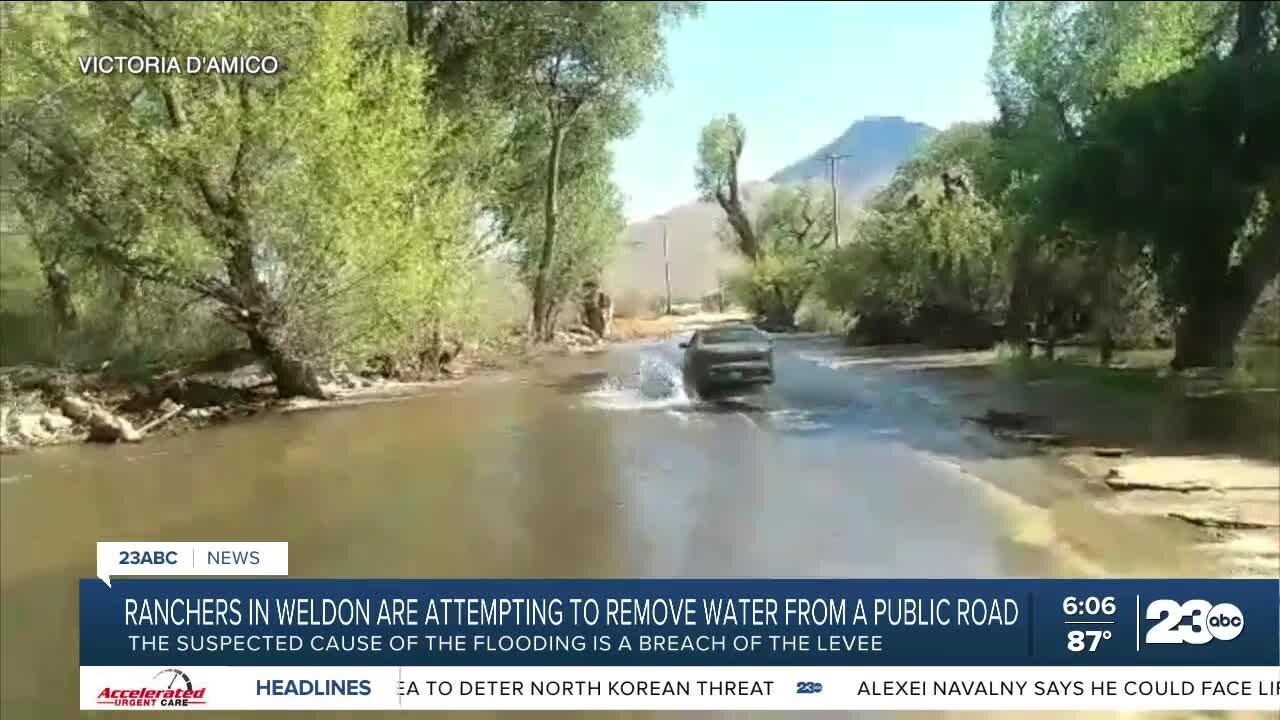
[0,337,1241,719]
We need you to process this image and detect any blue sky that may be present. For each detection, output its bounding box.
[612,1,998,221]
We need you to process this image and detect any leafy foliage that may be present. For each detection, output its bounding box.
[727,184,841,326]
[695,114,747,203]
[817,122,1009,347]
[1042,51,1280,366]
[1,3,477,392]
[0,1,696,389]
[822,187,1007,344]
[503,121,626,332]
[694,114,759,259]
[479,1,698,339]
[976,0,1279,365]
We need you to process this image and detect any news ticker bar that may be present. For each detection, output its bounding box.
[80,666,1280,711]
[81,578,1279,666]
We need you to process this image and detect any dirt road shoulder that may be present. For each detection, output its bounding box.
[811,343,1280,578]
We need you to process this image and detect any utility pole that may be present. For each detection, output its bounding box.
[825,153,850,248]
[661,216,672,315]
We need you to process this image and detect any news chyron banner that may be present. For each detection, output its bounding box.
[82,543,1279,711]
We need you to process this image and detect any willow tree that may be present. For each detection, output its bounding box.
[819,135,1008,348]
[735,184,847,329]
[493,109,628,337]
[987,0,1229,355]
[1044,46,1280,368]
[1,3,473,395]
[505,1,698,340]
[998,0,1280,367]
[695,114,760,260]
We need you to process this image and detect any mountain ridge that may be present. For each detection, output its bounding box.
[607,116,938,306]
[768,115,937,201]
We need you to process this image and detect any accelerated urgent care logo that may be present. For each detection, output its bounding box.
[97,668,207,708]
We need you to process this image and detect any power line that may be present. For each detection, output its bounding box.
[661,215,671,315]
[825,154,850,249]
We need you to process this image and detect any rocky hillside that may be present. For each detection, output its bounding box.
[769,116,936,202]
[608,117,937,306]
[605,182,774,313]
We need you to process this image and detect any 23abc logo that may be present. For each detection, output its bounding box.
[1145,599,1244,645]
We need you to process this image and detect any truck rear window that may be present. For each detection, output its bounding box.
[702,328,762,344]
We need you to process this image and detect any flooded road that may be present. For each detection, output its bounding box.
[0,336,1222,718]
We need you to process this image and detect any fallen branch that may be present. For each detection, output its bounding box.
[1167,512,1272,530]
[1106,478,1216,493]
[137,403,185,435]
[969,409,1048,431]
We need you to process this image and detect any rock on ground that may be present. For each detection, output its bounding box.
[60,394,142,443]
[87,412,141,443]
[183,406,220,420]
[41,411,73,432]
[60,396,94,423]
[14,413,50,443]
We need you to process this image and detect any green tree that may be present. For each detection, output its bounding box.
[996,0,1279,367]
[492,1,698,341]
[0,2,102,347]
[820,124,1009,347]
[695,113,759,259]
[879,122,1003,207]
[1,2,474,395]
[733,184,843,328]
[1044,51,1280,367]
[499,116,625,334]
[987,0,1231,356]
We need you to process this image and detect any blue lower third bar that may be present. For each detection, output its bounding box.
[79,578,1280,667]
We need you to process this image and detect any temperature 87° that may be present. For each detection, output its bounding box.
[1067,629,1112,652]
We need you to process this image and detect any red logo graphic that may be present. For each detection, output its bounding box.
[97,668,207,708]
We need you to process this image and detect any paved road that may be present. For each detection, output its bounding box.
[0,335,1187,719]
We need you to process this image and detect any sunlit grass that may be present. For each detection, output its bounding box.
[992,343,1280,396]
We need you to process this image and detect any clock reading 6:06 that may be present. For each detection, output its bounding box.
[1062,596,1116,616]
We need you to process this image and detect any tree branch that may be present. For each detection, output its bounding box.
[1229,182,1280,306]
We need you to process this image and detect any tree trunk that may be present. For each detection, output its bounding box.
[101,274,140,346]
[723,201,759,261]
[405,1,427,46]
[1171,195,1280,370]
[1171,311,1236,369]
[1092,238,1119,366]
[1232,0,1265,61]
[1173,0,1280,368]
[530,126,564,342]
[1170,275,1267,370]
[43,261,78,336]
[220,222,325,398]
[546,296,562,337]
[1170,265,1276,370]
[714,133,760,260]
[1005,233,1036,357]
[762,286,797,330]
[1099,327,1114,366]
[247,326,326,399]
[117,274,138,310]
[271,351,326,400]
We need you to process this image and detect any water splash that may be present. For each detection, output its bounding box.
[762,409,831,433]
[581,355,692,412]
